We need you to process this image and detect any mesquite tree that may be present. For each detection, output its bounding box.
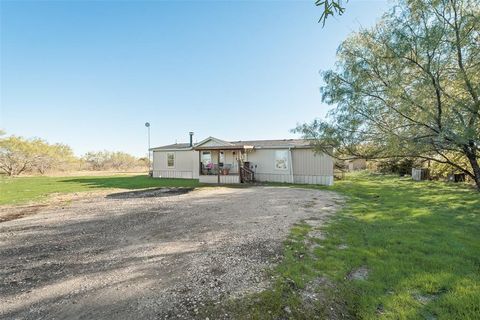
[297,0,480,189]
[0,135,76,175]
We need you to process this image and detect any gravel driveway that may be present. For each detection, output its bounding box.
[0,186,341,319]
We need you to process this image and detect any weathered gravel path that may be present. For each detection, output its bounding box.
[0,186,342,319]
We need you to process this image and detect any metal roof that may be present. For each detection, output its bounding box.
[150,143,192,151]
[151,138,313,151]
[230,139,312,148]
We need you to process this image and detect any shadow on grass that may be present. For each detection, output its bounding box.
[105,187,194,199]
[61,175,201,190]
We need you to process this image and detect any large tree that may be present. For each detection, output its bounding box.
[297,0,480,189]
[0,135,76,175]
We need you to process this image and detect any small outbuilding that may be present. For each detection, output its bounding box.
[150,134,334,185]
[346,158,367,171]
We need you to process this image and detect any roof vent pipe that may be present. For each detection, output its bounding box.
[189,132,194,147]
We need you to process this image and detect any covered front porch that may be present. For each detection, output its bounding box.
[194,137,254,184]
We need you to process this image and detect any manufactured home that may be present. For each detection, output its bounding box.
[150,133,334,185]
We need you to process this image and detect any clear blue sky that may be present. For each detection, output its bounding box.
[1,0,389,157]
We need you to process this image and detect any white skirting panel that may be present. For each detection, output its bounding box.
[293,175,334,186]
[199,175,217,183]
[199,175,240,184]
[254,173,333,185]
[221,175,240,184]
[255,173,293,183]
[153,170,194,179]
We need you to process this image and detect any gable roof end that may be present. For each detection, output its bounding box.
[194,136,234,148]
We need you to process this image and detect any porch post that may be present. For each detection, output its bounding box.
[217,150,221,184]
[198,150,201,176]
[238,149,243,183]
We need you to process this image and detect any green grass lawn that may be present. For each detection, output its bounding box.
[204,173,480,319]
[0,175,200,205]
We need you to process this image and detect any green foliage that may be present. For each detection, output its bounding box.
[428,152,471,178]
[375,158,419,175]
[0,135,35,176]
[0,175,200,205]
[31,140,77,174]
[315,0,348,25]
[205,173,480,319]
[297,0,480,188]
[0,135,76,176]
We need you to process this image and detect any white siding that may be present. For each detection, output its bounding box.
[291,149,333,186]
[292,175,333,186]
[247,148,333,186]
[292,149,333,176]
[152,150,198,179]
[246,149,293,183]
[152,147,334,186]
[153,170,194,179]
[199,175,240,184]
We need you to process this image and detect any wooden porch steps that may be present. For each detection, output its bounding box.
[240,166,255,183]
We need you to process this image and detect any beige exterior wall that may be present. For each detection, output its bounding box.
[246,149,293,183]
[246,148,333,185]
[152,147,333,186]
[292,149,333,176]
[292,149,333,185]
[152,150,199,179]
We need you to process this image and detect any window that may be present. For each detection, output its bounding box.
[201,151,212,165]
[167,152,175,168]
[274,150,288,170]
[219,151,225,166]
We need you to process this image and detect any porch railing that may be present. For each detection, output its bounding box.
[240,166,255,183]
[200,163,235,175]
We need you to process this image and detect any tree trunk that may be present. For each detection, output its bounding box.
[464,147,480,191]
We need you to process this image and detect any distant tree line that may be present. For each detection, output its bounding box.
[81,151,149,171]
[0,132,149,176]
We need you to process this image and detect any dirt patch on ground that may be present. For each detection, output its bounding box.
[347,266,369,281]
[0,186,342,319]
[105,187,194,199]
[0,190,117,223]
[0,204,49,223]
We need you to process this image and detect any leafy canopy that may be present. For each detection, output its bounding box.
[297,0,480,187]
